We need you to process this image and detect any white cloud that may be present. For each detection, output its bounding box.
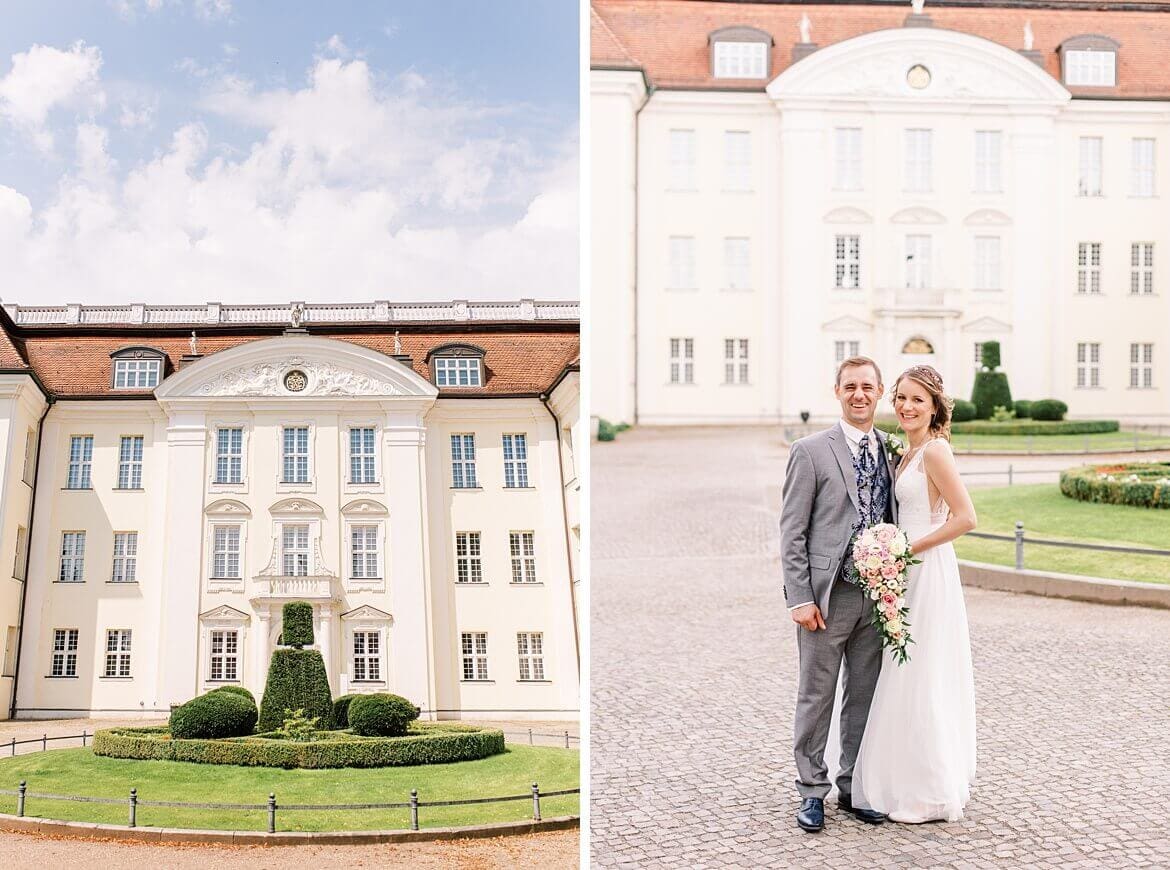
[118,97,156,129]
[194,0,232,21]
[0,55,578,303]
[0,41,104,151]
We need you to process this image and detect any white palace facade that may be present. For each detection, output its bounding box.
[592,0,1170,425]
[0,300,580,721]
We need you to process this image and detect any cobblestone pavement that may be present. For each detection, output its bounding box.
[591,426,1170,868]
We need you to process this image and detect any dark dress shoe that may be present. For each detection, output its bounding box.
[796,797,824,832]
[838,793,886,824]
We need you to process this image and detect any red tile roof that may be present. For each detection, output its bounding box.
[592,0,1170,97]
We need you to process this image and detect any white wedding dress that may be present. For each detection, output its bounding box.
[830,439,977,822]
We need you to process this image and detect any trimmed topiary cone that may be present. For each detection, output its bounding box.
[259,648,334,732]
[281,601,314,648]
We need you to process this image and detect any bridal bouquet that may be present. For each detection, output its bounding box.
[851,523,921,665]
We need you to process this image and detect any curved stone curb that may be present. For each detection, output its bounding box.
[0,812,578,846]
[959,560,1170,609]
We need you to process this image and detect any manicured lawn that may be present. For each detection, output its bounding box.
[0,744,578,831]
[955,484,1170,585]
[949,430,1170,454]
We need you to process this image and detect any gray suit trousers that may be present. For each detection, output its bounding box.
[793,576,883,800]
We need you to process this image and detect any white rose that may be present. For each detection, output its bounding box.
[886,618,903,633]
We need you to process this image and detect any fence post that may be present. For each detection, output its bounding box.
[82,730,87,748]
[267,793,276,834]
[16,781,25,817]
[532,782,541,821]
[128,788,137,828]
[410,789,419,831]
[1008,464,1013,487]
[528,728,533,746]
[564,730,570,749]
[1015,521,1025,570]
[9,738,14,757]
[41,734,46,753]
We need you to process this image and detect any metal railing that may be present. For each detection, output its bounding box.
[967,521,1170,570]
[503,729,579,748]
[782,426,1170,455]
[959,465,1060,485]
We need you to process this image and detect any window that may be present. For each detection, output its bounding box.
[670,129,696,190]
[1064,49,1117,87]
[669,338,694,385]
[455,532,483,584]
[725,238,750,289]
[212,525,241,579]
[282,524,310,576]
[451,434,478,488]
[117,436,143,489]
[834,128,862,191]
[517,632,545,681]
[724,131,751,191]
[2,626,16,677]
[724,339,749,385]
[434,357,482,387]
[282,426,310,484]
[22,428,35,485]
[974,342,984,370]
[713,40,768,79]
[111,532,137,583]
[1077,342,1101,388]
[906,235,932,289]
[834,235,860,289]
[13,526,27,581]
[50,628,79,677]
[215,428,243,484]
[113,358,160,389]
[974,237,1001,290]
[351,525,379,579]
[1130,343,1154,388]
[1132,138,1155,197]
[502,434,529,488]
[974,131,1002,193]
[209,629,239,681]
[1079,137,1103,196]
[59,532,85,582]
[1078,243,1102,294]
[509,532,537,583]
[904,129,932,193]
[835,341,860,365]
[669,236,696,289]
[460,632,489,680]
[1131,243,1154,295]
[349,427,377,484]
[104,629,132,678]
[352,630,381,681]
[66,435,93,489]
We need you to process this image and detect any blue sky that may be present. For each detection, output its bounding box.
[0,1,579,302]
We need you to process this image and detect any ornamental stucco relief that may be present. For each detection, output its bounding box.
[197,359,401,397]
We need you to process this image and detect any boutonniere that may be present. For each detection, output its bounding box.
[883,431,905,462]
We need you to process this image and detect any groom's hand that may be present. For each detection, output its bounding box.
[790,603,826,631]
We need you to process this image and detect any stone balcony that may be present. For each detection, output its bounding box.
[250,575,334,601]
[873,287,962,315]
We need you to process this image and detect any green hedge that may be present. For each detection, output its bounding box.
[348,693,421,737]
[332,694,359,729]
[950,419,1120,436]
[1013,400,1033,420]
[1030,399,1068,421]
[210,685,256,705]
[169,690,257,739]
[281,601,314,648]
[952,400,977,423]
[93,724,507,768]
[1060,463,1170,509]
[259,648,334,732]
[971,371,1013,419]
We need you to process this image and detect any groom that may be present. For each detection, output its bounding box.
[780,356,898,832]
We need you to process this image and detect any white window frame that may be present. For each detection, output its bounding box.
[281,523,310,577]
[117,435,144,489]
[1064,50,1116,87]
[1131,138,1155,197]
[208,628,240,682]
[669,128,696,190]
[668,236,696,290]
[66,435,93,489]
[349,524,380,581]
[434,356,482,387]
[50,628,79,677]
[1077,243,1102,294]
[113,358,160,389]
[210,524,243,580]
[724,339,749,385]
[502,433,529,488]
[724,130,751,191]
[455,531,484,584]
[460,631,489,681]
[509,531,537,584]
[834,235,861,289]
[347,426,378,485]
[713,41,768,79]
[724,237,750,290]
[281,425,312,486]
[13,526,27,581]
[974,236,1002,291]
[111,531,138,583]
[974,342,985,370]
[210,422,249,491]
[103,628,132,678]
[451,433,478,488]
[669,338,694,385]
[905,235,932,289]
[904,129,932,193]
[1078,137,1103,197]
[1131,243,1154,295]
[517,632,546,682]
[834,341,861,367]
[351,628,384,683]
[1130,343,1154,389]
[834,128,862,191]
[974,130,1003,193]
[59,531,85,583]
[1076,342,1101,388]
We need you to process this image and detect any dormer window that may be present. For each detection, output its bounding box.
[710,27,772,80]
[428,344,485,387]
[1060,36,1120,87]
[111,348,165,389]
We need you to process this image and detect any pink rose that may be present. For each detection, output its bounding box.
[881,592,896,606]
[875,525,896,544]
[881,564,898,580]
[895,560,906,571]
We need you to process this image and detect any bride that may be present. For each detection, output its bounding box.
[831,364,978,823]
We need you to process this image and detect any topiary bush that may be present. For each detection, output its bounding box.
[348,693,421,737]
[259,647,334,732]
[971,341,1013,419]
[1014,400,1033,419]
[210,685,255,705]
[333,694,359,729]
[169,690,258,739]
[281,601,314,649]
[952,399,977,423]
[1030,399,1069,421]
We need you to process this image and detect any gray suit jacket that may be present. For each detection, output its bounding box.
[780,422,899,619]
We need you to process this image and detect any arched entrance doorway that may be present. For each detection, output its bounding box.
[897,335,935,382]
